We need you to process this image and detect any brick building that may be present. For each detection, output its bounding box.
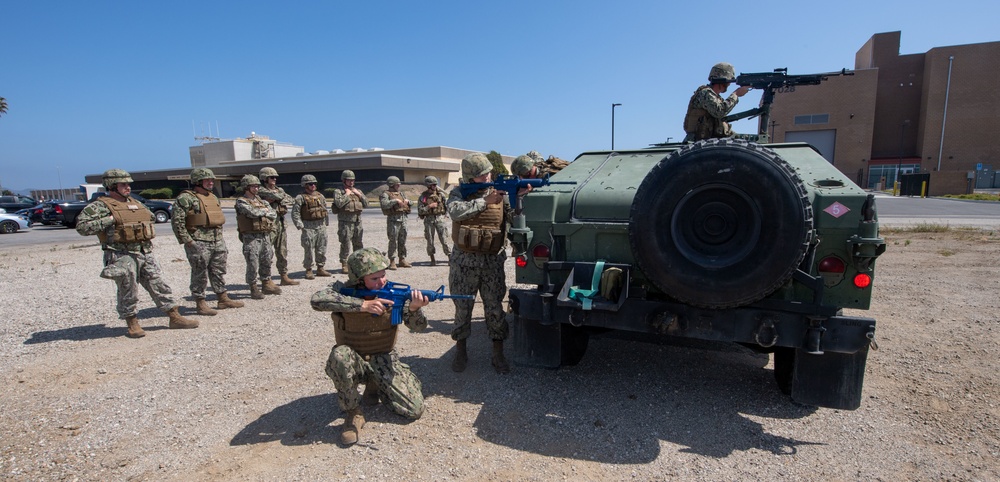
[766,31,1000,195]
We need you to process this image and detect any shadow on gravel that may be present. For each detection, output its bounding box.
[230,393,419,447]
[24,307,174,343]
[414,325,822,464]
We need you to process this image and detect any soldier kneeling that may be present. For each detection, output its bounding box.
[311,248,430,445]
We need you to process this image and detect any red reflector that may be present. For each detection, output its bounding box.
[853,273,872,288]
[532,244,551,259]
[818,256,846,273]
[515,256,527,268]
[55,205,63,214]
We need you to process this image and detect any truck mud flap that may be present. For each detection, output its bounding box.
[790,345,869,410]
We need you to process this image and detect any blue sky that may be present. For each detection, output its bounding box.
[2,0,998,192]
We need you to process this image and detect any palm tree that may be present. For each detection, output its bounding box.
[0,97,7,117]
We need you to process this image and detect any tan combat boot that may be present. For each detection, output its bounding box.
[217,291,245,309]
[125,316,145,338]
[398,258,412,268]
[491,340,510,374]
[451,339,468,373]
[195,298,217,316]
[280,273,300,286]
[341,408,366,446]
[341,260,350,274]
[250,284,265,300]
[316,266,332,277]
[304,269,315,280]
[261,279,282,295]
[388,259,398,270]
[167,307,199,330]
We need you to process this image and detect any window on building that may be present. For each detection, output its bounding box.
[867,164,920,190]
[793,114,830,125]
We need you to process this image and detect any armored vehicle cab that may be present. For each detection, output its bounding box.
[508,138,884,410]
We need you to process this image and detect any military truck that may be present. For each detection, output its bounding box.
[507,138,884,410]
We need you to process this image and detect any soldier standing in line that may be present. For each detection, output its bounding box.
[379,176,412,270]
[292,174,332,279]
[446,153,516,374]
[76,169,199,338]
[333,170,368,274]
[170,168,245,316]
[234,174,282,300]
[311,247,430,446]
[682,62,751,142]
[257,167,299,286]
[417,175,451,265]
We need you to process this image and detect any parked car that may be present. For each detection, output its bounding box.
[0,210,31,233]
[0,195,38,213]
[15,203,49,225]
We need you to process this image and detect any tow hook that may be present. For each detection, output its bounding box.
[866,326,879,351]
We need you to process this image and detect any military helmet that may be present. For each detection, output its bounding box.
[102,169,133,189]
[190,168,216,184]
[341,170,356,181]
[526,150,545,163]
[424,175,439,186]
[708,62,736,83]
[240,174,261,189]
[511,155,535,177]
[461,153,492,180]
[301,174,318,186]
[386,176,401,186]
[259,166,279,179]
[346,247,390,285]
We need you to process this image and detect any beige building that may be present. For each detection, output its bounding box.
[765,31,1000,195]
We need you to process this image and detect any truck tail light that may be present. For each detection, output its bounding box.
[818,256,846,274]
[532,244,550,262]
[853,273,872,288]
[515,256,527,268]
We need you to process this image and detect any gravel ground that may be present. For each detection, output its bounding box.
[1,215,998,481]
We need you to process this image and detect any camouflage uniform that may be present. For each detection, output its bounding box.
[292,189,330,272]
[258,176,295,278]
[333,173,368,266]
[417,177,451,260]
[683,62,743,141]
[379,177,411,265]
[311,248,427,445]
[235,185,278,286]
[77,198,178,319]
[172,188,230,301]
[511,152,570,179]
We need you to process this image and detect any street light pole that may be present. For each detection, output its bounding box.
[611,103,621,150]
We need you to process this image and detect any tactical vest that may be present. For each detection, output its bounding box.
[381,191,411,215]
[300,192,328,221]
[452,190,505,254]
[236,197,274,234]
[334,310,398,356]
[261,186,288,216]
[96,196,155,244]
[340,190,364,214]
[419,190,446,218]
[182,190,225,232]
[538,157,570,176]
[683,85,732,141]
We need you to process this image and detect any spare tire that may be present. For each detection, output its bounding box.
[628,138,813,309]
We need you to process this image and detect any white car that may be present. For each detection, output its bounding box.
[0,208,31,234]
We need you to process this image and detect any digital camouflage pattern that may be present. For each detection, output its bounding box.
[379,189,410,261]
[292,191,330,270]
[235,194,277,284]
[460,153,492,181]
[345,247,389,284]
[709,62,736,82]
[189,168,216,183]
[312,270,428,417]
[171,189,230,300]
[76,198,178,319]
[513,153,570,178]
[418,186,451,258]
[258,183,295,274]
[683,85,740,141]
[334,186,368,263]
[526,150,544,163]
[445,185,513,341]
[101,168,133,189]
